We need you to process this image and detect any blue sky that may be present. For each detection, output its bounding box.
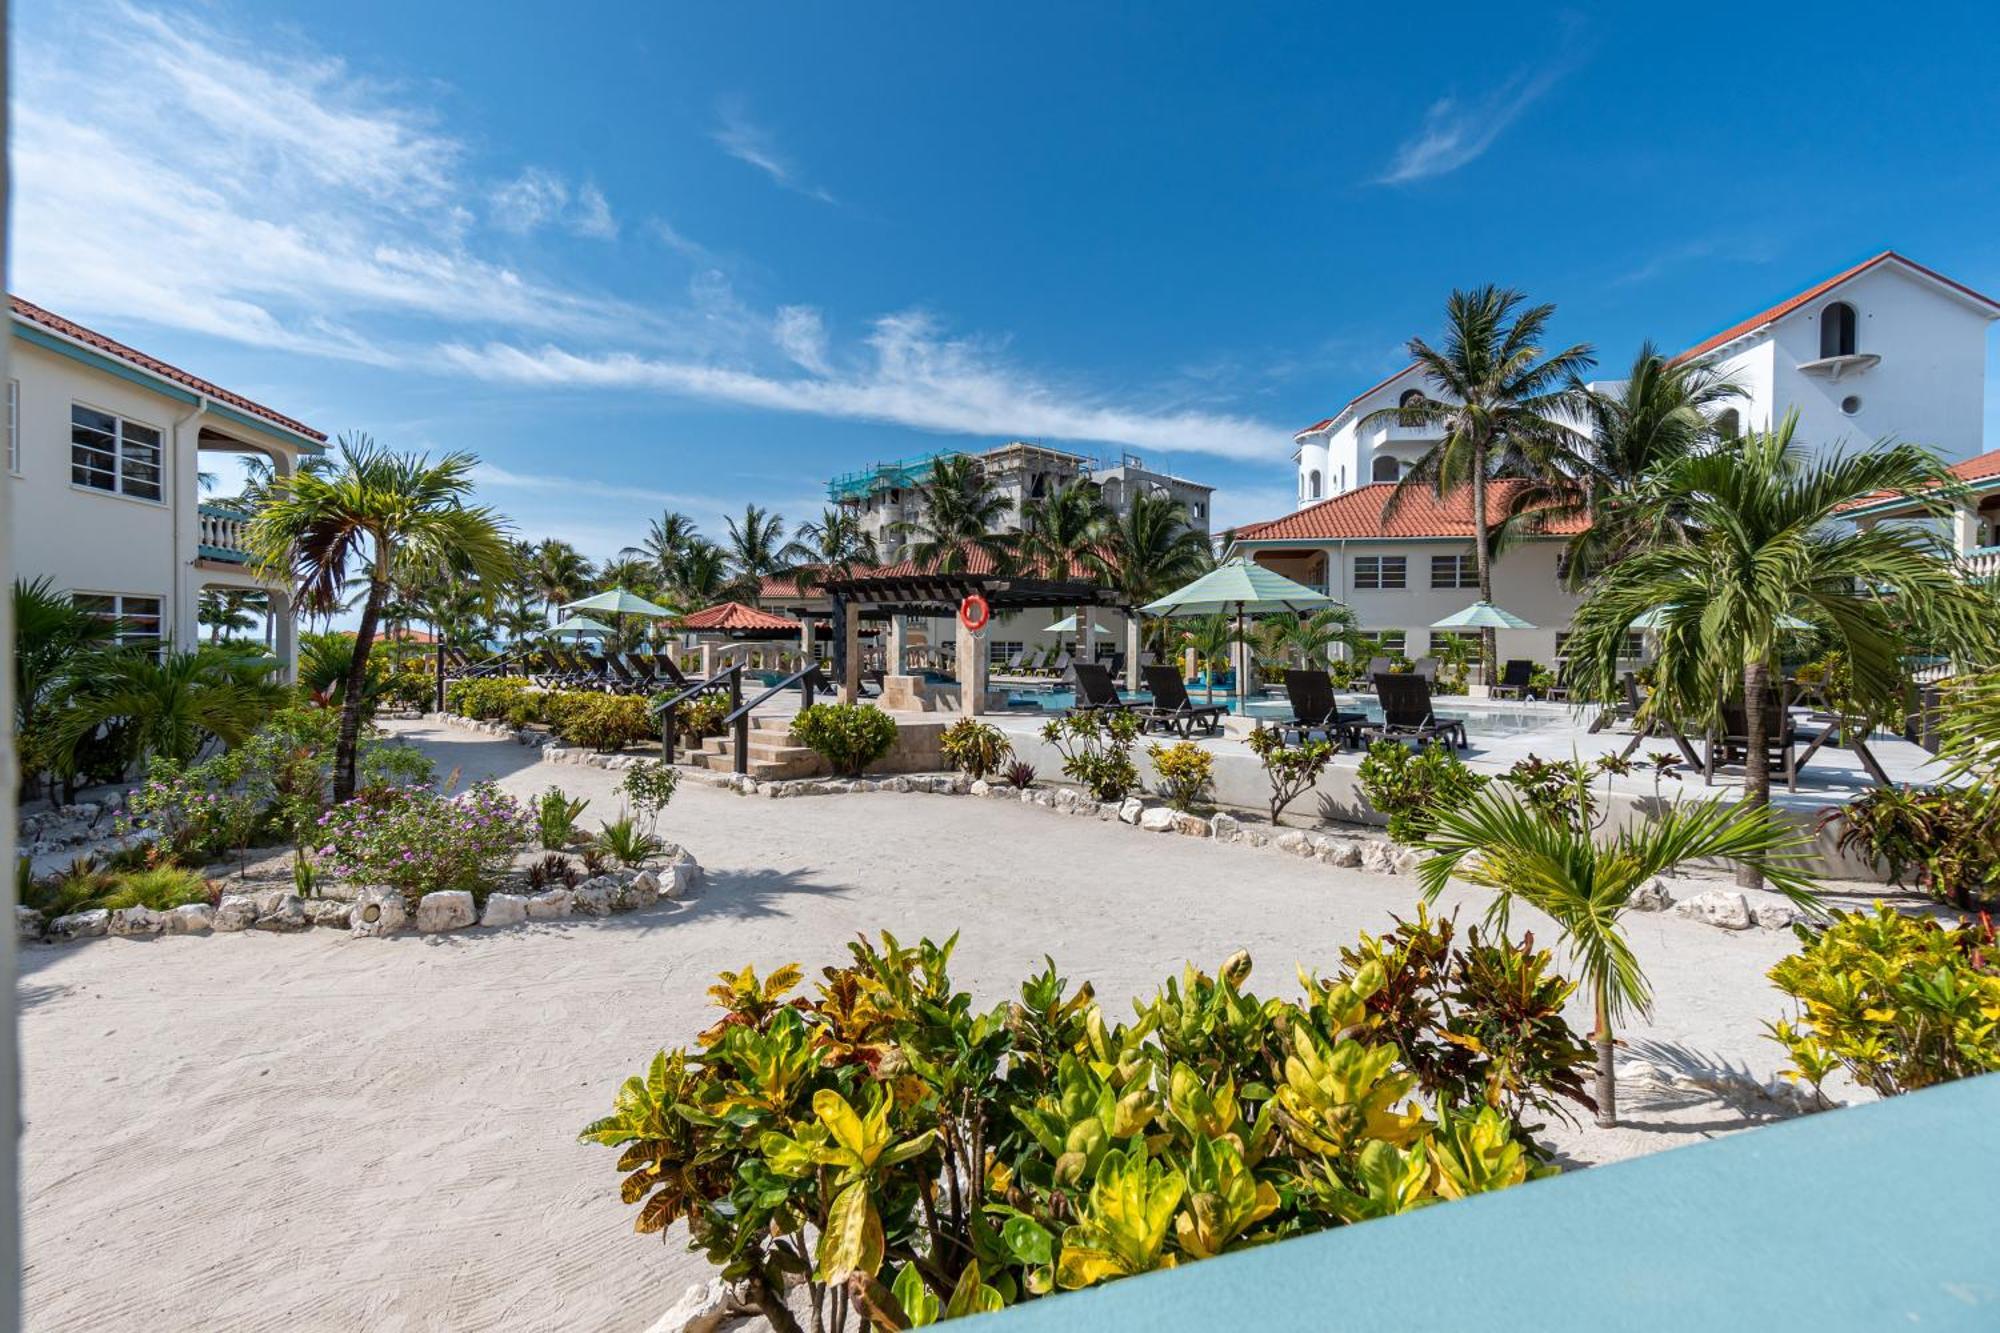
[15,1,2000,559]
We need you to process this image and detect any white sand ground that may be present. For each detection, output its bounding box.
[21,719,1890,1331]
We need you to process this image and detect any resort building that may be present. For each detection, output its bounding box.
[5,297,324,675]
[1251,250,2000,666]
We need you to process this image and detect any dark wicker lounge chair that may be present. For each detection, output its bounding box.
[1359,673,1467,749]
[1281,669,1366,747]
[1070,662,1135,715]
[1139,665,1226,737]
[1705,699,1804,792]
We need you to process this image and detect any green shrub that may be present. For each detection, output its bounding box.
[546,692,653,752]
[1767,905,2000,1102]
[23,860,215,916]
[1245,725,1336,826]
[583,931,1571,1329]
[381,666,435,712]
[312,782,528,906]
[1041,708,1142,801]
[97,866,217,912]
[121,758,263,864]
[1357,741,1489,844]
[673,692,730,740]
[939,718,1012,780]
[535,787,590,849]
[1146,740,1214,812]
[446,676,538,723]
[790,703,899,777]
[621,761,679,831]
[594,814,663,868]
[1822,787,1996,909]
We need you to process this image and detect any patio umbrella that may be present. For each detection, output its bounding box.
[1628,605,1813,631]
[1142,559,1337,704]
[546,614,612,638]
[561,587,678,644]
[1431,600,1538,631]
[1044,614,1114,635]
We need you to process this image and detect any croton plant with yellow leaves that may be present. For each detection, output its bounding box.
[583,921,1595,1332]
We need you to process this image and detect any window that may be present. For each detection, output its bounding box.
[1353,556,1406,590]
[1431,630,1481,656]
[986,639,1025,668]
[5,379,17,474]
[1714,408,1740,439]
[71,404,163,501]
[1430,555,1478,589]
[1374,631,1406,657]
[72,593,164,650]
[1820,301,1857,358]
[1371,455,1401,482]
[1308,469,1322,500]
[1840,395,1863,416]
[1191,500,1205,520]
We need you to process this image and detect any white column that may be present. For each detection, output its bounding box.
[956,616,985,717]
[1124,613,1142,692]
[269,586,297,683]
[699,641,716,680]
[1951,503,1980,554]
[888,615,908,674]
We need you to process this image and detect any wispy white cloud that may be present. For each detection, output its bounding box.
[1608,233,1783,288]
[712,102,837,204]
[1373,23,1587,185]
[489,168,620,239]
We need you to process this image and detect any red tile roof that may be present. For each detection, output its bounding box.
[9,296,326,443]
[1671,251,2000,366]
[1843,446,2000,512]
[1293,363,1421,439]
[758,571,819,599]
[676,601,803,632]
[1228,481,1589,543]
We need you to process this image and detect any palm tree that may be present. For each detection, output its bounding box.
[1087,491,1213,682]
[1257,606,1362,670]
[624,510,700,586]
[1022,479,1110,659]
[1181,614,1244,704]
[1415,782,1817,1127]
[199,589,265,643]
[724,504,789,582]
[57,645,287,769]
[782,507,879,594]
[531,540,596,619]
[1567,412,1995,889]
[12,578,120,799]
[1361,287,1594,673]
[1509,344,1742,588]
[671,539,732,608]
[248,435,513,801]
[892,455,1016,574]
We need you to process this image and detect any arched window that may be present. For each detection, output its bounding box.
[1820,301,1857,358]
[1715,408,1740,439]
[1371,456,1401,482]
[1308,469,1322,500]
[1398,388,1425,410]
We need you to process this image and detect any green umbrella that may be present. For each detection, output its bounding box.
[1044,614,1114,635]
[1142,560,1336,710]
[1431,600,1537,631]
[561,587,677,618]
[547,614,612,638]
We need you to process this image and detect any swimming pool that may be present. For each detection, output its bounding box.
[1002,685,1566,737]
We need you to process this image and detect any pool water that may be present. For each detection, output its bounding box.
[1003,684,1564,737]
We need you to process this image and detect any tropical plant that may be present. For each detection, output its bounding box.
[1357,742,1488,844]
[621,761,680,832]
[892,455,1016,573]
[446,676,540,723]
[1085,490,1211,668]
[1360,286,1594,671]
[1001,760,1039,790]
[672,691,731,741]
[545,692,653,752]
[1180,615,1243,703]
[527,851,582,891]
[939,719,1012,781]
[1565,413,1997,889]
[625,510,701,587]
[1243,725,1336,826]
[595,814,663,868]
[1041,709,1143,801]
[21,860,216,918]
[791,704,899,777]
[312,781,529,906]
[1415,786,1818,1126]
[725,503,790,583]
[248,435,514,802]
[56,644,286,772]
[670,539,733,608]
[584,932,1571,1331]
[535,787,590,849]
[13,578,123,797]
[1766,906,2000,1103]
[1146,740,1214,813]
[783,508,881,594]
[1257,607,1363,670]
[1820,787,1994,909]
[1022,479,1109,651]
[198,587,264,642]
[119,758,265,865]
[531,538,597,617]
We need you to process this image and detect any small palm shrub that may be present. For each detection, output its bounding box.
[1767,906,2000,1102]
[595,814,663,868]
[790,704,899,778]
[1245,725,1336,825]
[23,860,215,916]
[546,692,653,752]
[1146,740,1214,813]
[1041,709,1142,801]
[939,718,1012,780]
[535,787,590,849]
[1357,741,1488,844]
[584,931,1580,1330]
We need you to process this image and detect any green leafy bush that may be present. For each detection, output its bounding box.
[1041,709,1142,801]
[312,781,528,906]
[594,814,663,867]
[791,703,899,777]
[1767,905,2000,1102]
[1357,741,1489,844]
[380,666,435,712]
[445,675,539,722]
[940,719,1012,780]
[1822,787,1996,909]
[1244,725,1335,825]
[620,761,679,831]
[673,692,731,741]
[583,931,1571,1329]
[1146,740,1214,813]
[121,759,264,864]
[546,692,653,752]
[535,787,590,849]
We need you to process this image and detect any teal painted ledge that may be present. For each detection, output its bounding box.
[987,1074,1999,1332]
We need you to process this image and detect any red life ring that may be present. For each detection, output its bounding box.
[958,594,991,632]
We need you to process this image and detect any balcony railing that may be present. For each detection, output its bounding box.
[1358,418,1443,449]
[197,503,252,564]
[1959,545,2000,583]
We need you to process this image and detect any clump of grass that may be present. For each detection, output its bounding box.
[23,859,213,915]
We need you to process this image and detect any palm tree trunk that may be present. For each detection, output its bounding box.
[1592,977,1618,1128]
[333,579,385,803]
[1737,659,1771,891]
[1471,444,1495,684]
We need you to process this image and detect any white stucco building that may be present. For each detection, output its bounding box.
[1247,251,2000,667]
[5,298,325,674]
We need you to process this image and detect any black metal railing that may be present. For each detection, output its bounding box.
[719,665,831,775]
[651,664,741,763]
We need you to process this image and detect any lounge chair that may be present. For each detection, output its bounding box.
[1545,659,1573,703]
[1069,662,1135,715]
[1139,665,1227,737]
[1489,659,1534,700]
[1281,669,1366,747]
[1358,673,1467,749]
[1705,699,1805,792]
[1365,656,1392,679]
[1410,656,1438,683]
[1587,672,1642,734]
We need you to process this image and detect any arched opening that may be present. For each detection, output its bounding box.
[1715,408,1740,439]
[1308,469,1322,500]
[1398,388,1425,411]
[1371,456,1400,482]
[1820,301,1857,359]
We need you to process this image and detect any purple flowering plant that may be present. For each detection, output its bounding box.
[313,780,528,904]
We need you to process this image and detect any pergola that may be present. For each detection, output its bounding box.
[816,555,1124,714]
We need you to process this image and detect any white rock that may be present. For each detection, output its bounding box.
[1210,812,1243,843]
[1391,849,1425,876]
[1360,841,1398,874]
[1320,839,1363,867]
[50,909,109,941]
[1674,888,1753,931]
[1139,807,1177,833]
[1172,812,1212,838]
[1118,797,1144,825]
[629,870,661,900]
[1628,879,1675,912]
[415,890,477,932]
[108,905,166,936]
[212,895,260,932]
[1243,828,1272,848]
[305,899,351,929]
[255,893,310,932]
[1275,830,1313,857]
[481,893,529,928]
[612,876,656,911]
[526,888,573,920]
[1755,903,1802,931]
[165,903,214,934]
[645,1278,741,1333]
[572,878,618,917]
[17,907,45,941]
[665,860,702,900]
[349,887,407,938]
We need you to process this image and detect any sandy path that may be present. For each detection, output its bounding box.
[22,721,1861,1331]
